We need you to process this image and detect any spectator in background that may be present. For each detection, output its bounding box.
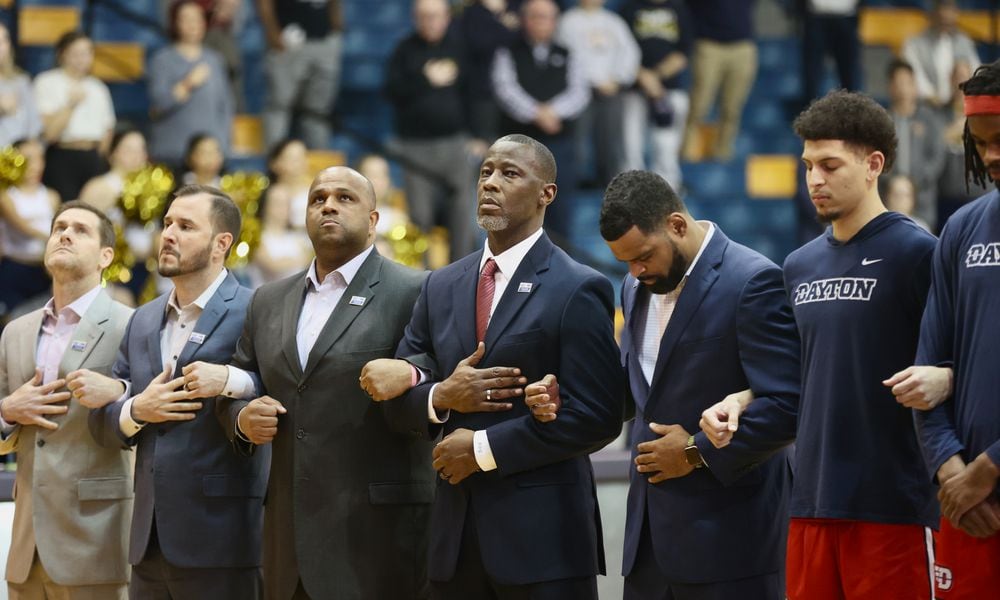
[79,128,156,304]
[939,59,990,226]
[0,139,59,319]
[557,0,639,188]
[180,133,225,187]
[357,153,409,249]
[883,174,931,232]
[492,0,590,240]
[255,138,312,283]
[203,0,246,113]
[903,0,980,111]
[458,0,520,146]
[682,0,757,162]
[0,23,40,147]
[386,0,475,263]
[149,1,234,169]
[801,0,861,103]
[257,0,343,151]
[887,59,945,231]
[619,0,693,188]
[34,32,115,202]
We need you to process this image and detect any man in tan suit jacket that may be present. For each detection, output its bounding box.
[0,202,134,600]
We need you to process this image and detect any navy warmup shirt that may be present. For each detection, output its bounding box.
[784,211,938,527]
[917,190,1000,479]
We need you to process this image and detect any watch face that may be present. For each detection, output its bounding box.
[684,444,702,467]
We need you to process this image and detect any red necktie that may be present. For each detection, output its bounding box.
[476,258,499,343]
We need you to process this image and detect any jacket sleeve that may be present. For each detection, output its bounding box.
[383,274,445,440]
[697,265,801,485]
[486,274,625,475]
[217,289,262,457]
[88,314,140,450]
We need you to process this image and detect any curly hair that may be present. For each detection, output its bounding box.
[793,90,898,172]
[959,61,1000,190]
[599,170,685,241]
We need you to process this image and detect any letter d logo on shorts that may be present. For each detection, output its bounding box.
[935,565,953,591]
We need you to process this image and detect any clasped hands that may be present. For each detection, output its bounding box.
[362,343,567,485]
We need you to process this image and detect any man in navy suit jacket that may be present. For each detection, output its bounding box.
[598,170,799,599]
[377,134,625,599]
[86,185,268,600]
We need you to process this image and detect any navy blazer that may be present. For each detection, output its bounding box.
[89,272,269,569]
[620,227,800,583]
[386,232,625,586]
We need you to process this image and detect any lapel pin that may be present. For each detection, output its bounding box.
[349,296,366,306]
[189,332,206,345]
[517,282,532,293]
[70,340,87,352]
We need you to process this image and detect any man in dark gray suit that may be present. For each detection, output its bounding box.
[193,166,434,600]
[86,185,268,599]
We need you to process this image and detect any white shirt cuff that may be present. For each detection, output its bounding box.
[222,366,256,399]
[235,406,251,442]
[427,383,450,424]
[473,429,497,472]
[118,397,145,437]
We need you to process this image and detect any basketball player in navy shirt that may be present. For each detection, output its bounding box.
[903,61,1000,600]
[702,91,944,600]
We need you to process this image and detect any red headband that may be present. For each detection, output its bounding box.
[964,94,1000,116]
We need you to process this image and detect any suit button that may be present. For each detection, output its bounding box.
[297,384,306,393]
[296,428,305,440]
[36,439,45,448]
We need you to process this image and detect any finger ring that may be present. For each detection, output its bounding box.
[486,389,492,401]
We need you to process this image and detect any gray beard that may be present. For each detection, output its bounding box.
[477,215,509,232]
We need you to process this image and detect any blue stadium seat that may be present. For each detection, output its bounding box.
[681,161,746,201]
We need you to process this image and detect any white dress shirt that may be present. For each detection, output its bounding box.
[427,228,546,473]
[119,269,229,436]
[33,69,116,142]
[638,223,715,385]
[0,285,102,433]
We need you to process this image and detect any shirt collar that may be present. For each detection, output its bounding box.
[305,245,374,291]
[480,228,544,277]
[43,284,102,323]
[166,268,229,316]
[685,222,715,279]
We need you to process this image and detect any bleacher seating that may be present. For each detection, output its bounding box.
[4,0,998,269]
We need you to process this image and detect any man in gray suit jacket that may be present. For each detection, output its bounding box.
[189,166,434,600]
[0,202,133,599]
[85,185,268,599]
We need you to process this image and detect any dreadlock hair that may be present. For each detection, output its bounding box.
[959,60,1000,190]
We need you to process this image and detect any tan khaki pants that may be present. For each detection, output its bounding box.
[682,39,758,161]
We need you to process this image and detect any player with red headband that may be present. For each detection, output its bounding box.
[905,60,1000,599]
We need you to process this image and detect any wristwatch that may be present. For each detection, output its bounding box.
[684,435,704,469]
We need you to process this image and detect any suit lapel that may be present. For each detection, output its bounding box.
[144,295,170,374]
[16,310,45,384]
[622,279,653,413]
[281,273,308,379]
[646,230,727,402]
[482,235,551,360]
[453,252,483,358]
[301,251,381,380]
[173,273,238,377]
[58,290,111,376]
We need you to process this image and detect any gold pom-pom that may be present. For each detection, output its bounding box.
[121,165,174,224]
[0,146,27,187]
[221,171,269,269]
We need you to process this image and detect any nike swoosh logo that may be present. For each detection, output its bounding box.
[861,258,883,266]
